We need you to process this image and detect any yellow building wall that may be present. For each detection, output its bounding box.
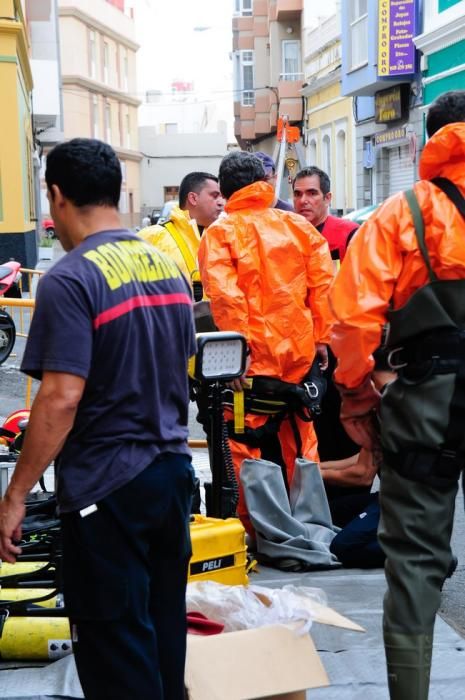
[306,83,355,211]
[0,0,34,234]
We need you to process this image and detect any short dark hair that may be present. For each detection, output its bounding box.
[426,90,465,137]
[178,172,218,209]
[46,138,122,208]
[293,166,331,196]
[219,151,265,200]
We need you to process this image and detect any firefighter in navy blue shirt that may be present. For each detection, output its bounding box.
[0,138,196,700]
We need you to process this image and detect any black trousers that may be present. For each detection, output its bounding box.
[61,453,195,700]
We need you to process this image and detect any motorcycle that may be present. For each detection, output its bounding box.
[0,260,22,364]
[42,218,56,239]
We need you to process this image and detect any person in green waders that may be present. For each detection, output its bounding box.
[329,90,465,699]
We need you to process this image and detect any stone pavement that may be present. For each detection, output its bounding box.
[1,448,464,699]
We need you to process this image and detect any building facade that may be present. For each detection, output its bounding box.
[57,0,141,227]
[341,0,424,209]
[26,0,63,229]
[0,0,36,267]
[415,0,465,109]
[303,11,356,213]
[232,0,304,154]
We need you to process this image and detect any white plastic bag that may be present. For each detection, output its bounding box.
[186,581,327,634]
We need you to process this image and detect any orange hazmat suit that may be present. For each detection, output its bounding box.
[330,122,465,392]
[199,181,334,533]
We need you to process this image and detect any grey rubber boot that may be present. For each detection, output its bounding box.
[384,632,433,700]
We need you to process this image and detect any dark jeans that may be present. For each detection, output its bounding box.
[61,453,194,700]
[330,493,385,568]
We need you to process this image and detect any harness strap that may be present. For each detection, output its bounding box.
[227,414,284,447]
[432,177,465,219]
[404,189,438,282]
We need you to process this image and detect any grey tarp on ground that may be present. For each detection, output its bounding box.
[0,656,83,698]
[257,566,465,700]
[241,457,341,568]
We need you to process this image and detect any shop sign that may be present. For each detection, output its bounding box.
[378,0,417,77]
[375,85,408,123]
[374,126,407,147]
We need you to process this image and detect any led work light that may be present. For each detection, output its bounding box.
[193,332,248,382]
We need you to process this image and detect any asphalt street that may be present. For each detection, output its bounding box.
[0,243,463,638]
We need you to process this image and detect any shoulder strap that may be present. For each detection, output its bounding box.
[163,220,198,279]
[404,188,438,282]
[431,177,465,220]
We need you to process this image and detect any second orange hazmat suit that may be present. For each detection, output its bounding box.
[198,180,334,533]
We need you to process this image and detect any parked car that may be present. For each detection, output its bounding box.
[157,200,179,224]
[342,204,379,226]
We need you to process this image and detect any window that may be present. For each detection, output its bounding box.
[92,95,100,138]
[126,112,131,149]
[335,129,346,211]
[234,0,252,16]
[307,138,317,165]
[164,123,178,134]
[119,190,128,213]
[164,186,179,201]
[241,50,255,106]
[105,102,111,143]
[123,52,129,92]
[281,41,302,81]
[349,0,368,69]
[103,41,109,84]
[233,50,255,105]
[89,30,97,79]
[120,160,127,183]
[322,134,331,179]
[26,134,36,222]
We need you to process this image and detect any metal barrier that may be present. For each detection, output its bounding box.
[15,268,43,339]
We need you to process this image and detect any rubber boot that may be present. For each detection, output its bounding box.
[384,632,432,700]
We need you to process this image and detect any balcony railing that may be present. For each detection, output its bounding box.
[279,72,304,81]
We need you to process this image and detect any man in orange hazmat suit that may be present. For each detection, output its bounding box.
[329,90,465,699]
[198,151,334,539]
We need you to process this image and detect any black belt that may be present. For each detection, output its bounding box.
[386,329,465,373]
[383,447,464,488]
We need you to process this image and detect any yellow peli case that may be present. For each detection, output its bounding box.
[189,515,248,586]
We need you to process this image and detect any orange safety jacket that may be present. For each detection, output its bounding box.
[198,181,334,384]
[330,122,465,389]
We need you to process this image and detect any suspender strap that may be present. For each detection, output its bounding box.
[404,189,438,282]
[431,177,465,219]
[430,178,465,455]
[163,221,198,280]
